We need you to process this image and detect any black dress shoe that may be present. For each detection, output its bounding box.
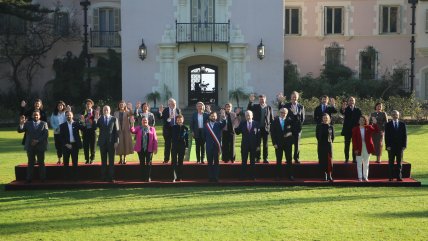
[89,160,94,164]
[118,160,123,165]
[352,160,357,164]
[85,160,89,164]
[263,159,269,164]
[255,159,260,163]
[397,178,403,181]
[200,161,205,164]
[294,160,300,164]
[344,160,349,164]
[163,160,169,164]
[123,160,127,164]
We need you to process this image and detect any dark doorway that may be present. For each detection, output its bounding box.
[188,64,218,106]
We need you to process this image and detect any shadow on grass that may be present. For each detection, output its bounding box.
[0,186,427,213]
[371,210,428,219]
[0,188,427,235]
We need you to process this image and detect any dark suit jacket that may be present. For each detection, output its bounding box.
[270,116,293,148]
[314,104,337,124]
[384,120,407,150]
[18,120,49,152]
[235,120,261,151]
[59,121,84,149]
[159,107,181,128]
[96,115,119,146]
[204,120,226,152]
[340,106,362,136]
[281,102,305,133]
[189,112,209,138]
[171,125,189,148]
[247,102,274,132]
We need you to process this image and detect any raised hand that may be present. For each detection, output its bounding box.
[65,105,72,112]
[135,101,142,110]
[127,102,133,111]
[19,115,26,125]
[159,104,164,113]
[20,100,26,108]
[371,117,377,124]
[235,107,241,115]
[249,93,255,102]
[330,98,336,106]
[220,109,226,118]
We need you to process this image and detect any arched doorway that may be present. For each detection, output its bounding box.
[188,64,218,106]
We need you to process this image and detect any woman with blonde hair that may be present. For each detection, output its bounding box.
[114,100,134,164]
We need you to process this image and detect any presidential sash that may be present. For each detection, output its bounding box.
[205,122,222,154]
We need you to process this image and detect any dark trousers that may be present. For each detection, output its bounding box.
[26,149,46,181]
[82,130,96,161]
[292,131,301,161]
[54,134,63,158]
[194,129,205,162]
[344,134,356,161]
[241,148,256,179]
[163,126,172,162]
[222,131,236,162]
[256,129,269,160]
[171,144,185,180]
[206,148,220,181]
[100,144,115,180]
[138,150,153,180]
[275,142,293,178]
[388,149,403,179]
[63,143,79,179]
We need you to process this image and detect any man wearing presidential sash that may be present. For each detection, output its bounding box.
[204,110,226,182]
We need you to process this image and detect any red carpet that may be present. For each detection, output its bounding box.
[5,161,420,190]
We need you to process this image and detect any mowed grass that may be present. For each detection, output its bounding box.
[0,125,427,241]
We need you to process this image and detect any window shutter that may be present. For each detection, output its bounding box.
[93,8,99,31]
[425,9,428,33]
[396,6,401,34]
[114,8,120,31]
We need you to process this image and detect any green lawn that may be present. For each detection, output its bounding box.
[0,125,427,240]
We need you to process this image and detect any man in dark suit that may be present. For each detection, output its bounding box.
[271,108,295,180]
[235,110,261,180]
[60,111,84,180]
[314,95,337,124]
[340,96,362,163]
[280,91,305,164]
[81,99,96,164]
[204,110,226,182]
[189,102,209,164]
[385,110,407,181]
[158,98,181,164]
[95,105,119,182]
[221,103,241,163]
[247,94,274,163]
[17,110,49,183]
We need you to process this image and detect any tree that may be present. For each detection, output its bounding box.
[93,49,122,101]
[229,87,248,108]
[146,91,160,108]
[0,0,79,100]
[44,51,86,106]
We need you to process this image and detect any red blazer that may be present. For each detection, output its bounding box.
[352,124,379,156]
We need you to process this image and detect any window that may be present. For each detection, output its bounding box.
[325,42,343,66]
[53,12,69,37]
[425,9,428,33]
[92,7,121,47]
[285,8,300,35]
[191,0,214,24]
[324,7,343,35]
[393,68,410,91]
[360,47,378,80]
[0,14,26,34]
[380,6,400,34]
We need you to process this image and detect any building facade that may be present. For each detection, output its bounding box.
[1,0,428,106]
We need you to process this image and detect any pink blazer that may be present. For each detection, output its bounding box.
[130,126,158,153]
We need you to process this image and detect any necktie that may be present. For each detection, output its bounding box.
[105,117,108,126]
[395,121,398,129]
[281,119,284,131]
[248,122,251,132]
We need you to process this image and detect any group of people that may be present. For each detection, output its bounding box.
[17,92,407,183]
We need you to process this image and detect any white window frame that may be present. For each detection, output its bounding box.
[324,6,344,35]
[379,5,401,34]
[285,7,301,35]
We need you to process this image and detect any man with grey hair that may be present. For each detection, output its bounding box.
[95,105,119,182]
[384,110,407,181]
[247,93,274,164]
[235,110,261,180]
[158,98,181,163]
